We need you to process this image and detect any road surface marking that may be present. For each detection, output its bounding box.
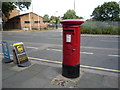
[0,52,119,73]
[26,46,38,49]
[46,48,94,55]
[80,65,120,73]
[81,46,119,51]
[29,57,62,64]
[100,40,119,42]
[47,48,62,52]
[28,57,120,73]
[80,52,94,55]
[108,55,120,57]
[48,38,62,40]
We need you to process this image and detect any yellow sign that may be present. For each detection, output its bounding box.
[13,42,23,46]
[13,42,31,67]
[18,57,28,61]
[13,42,29,64]
[17,45,23,53]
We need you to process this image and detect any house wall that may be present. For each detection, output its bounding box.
[4,12,48,30]
[4,18,21,29]
[20,13,48,30]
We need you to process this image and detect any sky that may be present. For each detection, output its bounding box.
[20,0,120,20]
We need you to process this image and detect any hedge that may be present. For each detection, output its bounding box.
[81,21,119,35]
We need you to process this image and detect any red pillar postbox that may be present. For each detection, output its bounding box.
[60,19,84,78]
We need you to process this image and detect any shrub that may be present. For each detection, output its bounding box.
[81,21,119,35]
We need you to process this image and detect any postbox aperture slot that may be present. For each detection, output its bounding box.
[63,30,74,34]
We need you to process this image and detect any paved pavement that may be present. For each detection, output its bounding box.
[2,60,119,88]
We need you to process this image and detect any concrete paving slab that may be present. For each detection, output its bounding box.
[3,69,38,88]
[2,69,17,80]
[103,76,118,88]
[2,62,16,71]
[75,71,118,88]
[9,62,35,72]
[20,77,50,88]
[35,66,61,80]
[76,72,105,88]
[26,63,49,73]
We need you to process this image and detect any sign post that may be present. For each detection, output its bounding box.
[2,41,13,63]
[13,42,31,67]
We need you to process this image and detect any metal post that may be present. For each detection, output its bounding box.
[74,0,75,12]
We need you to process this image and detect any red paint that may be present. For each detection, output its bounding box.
[60,19,84,65]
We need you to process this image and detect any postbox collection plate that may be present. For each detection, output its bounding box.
[66,34,71,42]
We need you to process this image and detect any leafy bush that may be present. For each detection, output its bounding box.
[44,27,48,30]
[81,21,119,35]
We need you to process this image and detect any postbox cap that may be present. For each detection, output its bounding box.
[60,19,84,25]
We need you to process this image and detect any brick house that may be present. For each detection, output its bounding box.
[4,12,48,30]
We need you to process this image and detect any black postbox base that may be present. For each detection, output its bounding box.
[62,64,80,78]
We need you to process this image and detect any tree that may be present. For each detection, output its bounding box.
[91,1,120,21]
[43,14,49,22]
[13,2,31,10]
[54,17,60,29]
[2,2,15,19]
[2,2,31,19]
[49,16,60,29]
[49,16,55,23]
[62,9,83,19]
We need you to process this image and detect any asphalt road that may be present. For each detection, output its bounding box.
[1,29,119,72]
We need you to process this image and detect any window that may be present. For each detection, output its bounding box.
[24,21,30,23]
[34,21,40,23]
